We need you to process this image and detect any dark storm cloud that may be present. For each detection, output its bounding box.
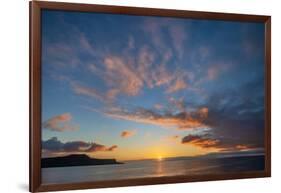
[42,137,118,154]
[182,78,265,151]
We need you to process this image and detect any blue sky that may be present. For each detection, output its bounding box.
[41,10,265,160]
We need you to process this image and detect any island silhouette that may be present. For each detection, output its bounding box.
[42,154,123,168]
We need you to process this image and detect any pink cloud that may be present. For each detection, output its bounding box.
[154,104,163,110]
[152,64,175,87]
[103,56,144,96]
[166,78,187,93]
[168,97,186,112]
[207,66,219,80]
[72,83,104,101]
[42,113,79,132]
[169,24,187,59]
[121,130,136,138]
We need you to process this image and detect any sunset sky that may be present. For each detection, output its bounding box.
[41,10,265,161]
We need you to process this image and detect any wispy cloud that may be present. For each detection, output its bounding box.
[105,106,208,130]
[72,83,104,101]
[166,78,188,93]
[85,51,189,100]
[143,18,188,60]
[43,33,96,69]
[45,17,193,102]
[42,113,79,132]
[168,24,188,59]
[103,56,144,96]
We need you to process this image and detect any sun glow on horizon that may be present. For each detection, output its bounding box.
[157,156,163,161]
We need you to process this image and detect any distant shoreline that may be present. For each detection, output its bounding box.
[41,154,123,168]
[42,155,265,184]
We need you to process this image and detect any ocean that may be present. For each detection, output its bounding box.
[42,155,264,184]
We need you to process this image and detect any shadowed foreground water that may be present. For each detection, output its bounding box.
[42,155,264,184]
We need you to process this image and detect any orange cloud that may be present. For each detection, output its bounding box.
[105,106,208,130]
[85,44,192,99]
[198,107,208,118]
[182,135,220,148]
[42,113,79,132]
[120,130,136,138]
[181,135,260,153]
[234,145,257,151]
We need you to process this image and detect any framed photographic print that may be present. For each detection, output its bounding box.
[30,1,271,192]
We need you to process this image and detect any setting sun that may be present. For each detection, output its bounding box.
[157,156,163,161]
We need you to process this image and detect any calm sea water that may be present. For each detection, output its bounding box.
[42,155,264,184]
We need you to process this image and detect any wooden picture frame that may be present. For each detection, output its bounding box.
[30,1,271,192]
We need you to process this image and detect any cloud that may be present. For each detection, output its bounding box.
[207,66,219,80]
[70,81,121,103]
[182,135,220,148]
[42,137,118,157]
[168,97,186,112]
[128,36,135,49]
[46,18,193,102]
[84,143,118,152]
[71,83,104,101]
[202,78,265,151]
[105,106,208,130]
[86,50,190,100]
[181,134,260,152]
[151,64,174,87]
[121,130,136,138]
[143,18,188,60]
[42,113,79,132]
[137,46,156,88]
[154,104,163,110]
[79,33,95,56]
[166,78,187,93]
[180,78,265,152]
[76,18,192,100]
[103,56,144,96]
[43,32,96,69]
[43,42,81,68]
[168,24,187,59]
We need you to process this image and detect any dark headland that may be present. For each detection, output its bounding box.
[41,154,123,168]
